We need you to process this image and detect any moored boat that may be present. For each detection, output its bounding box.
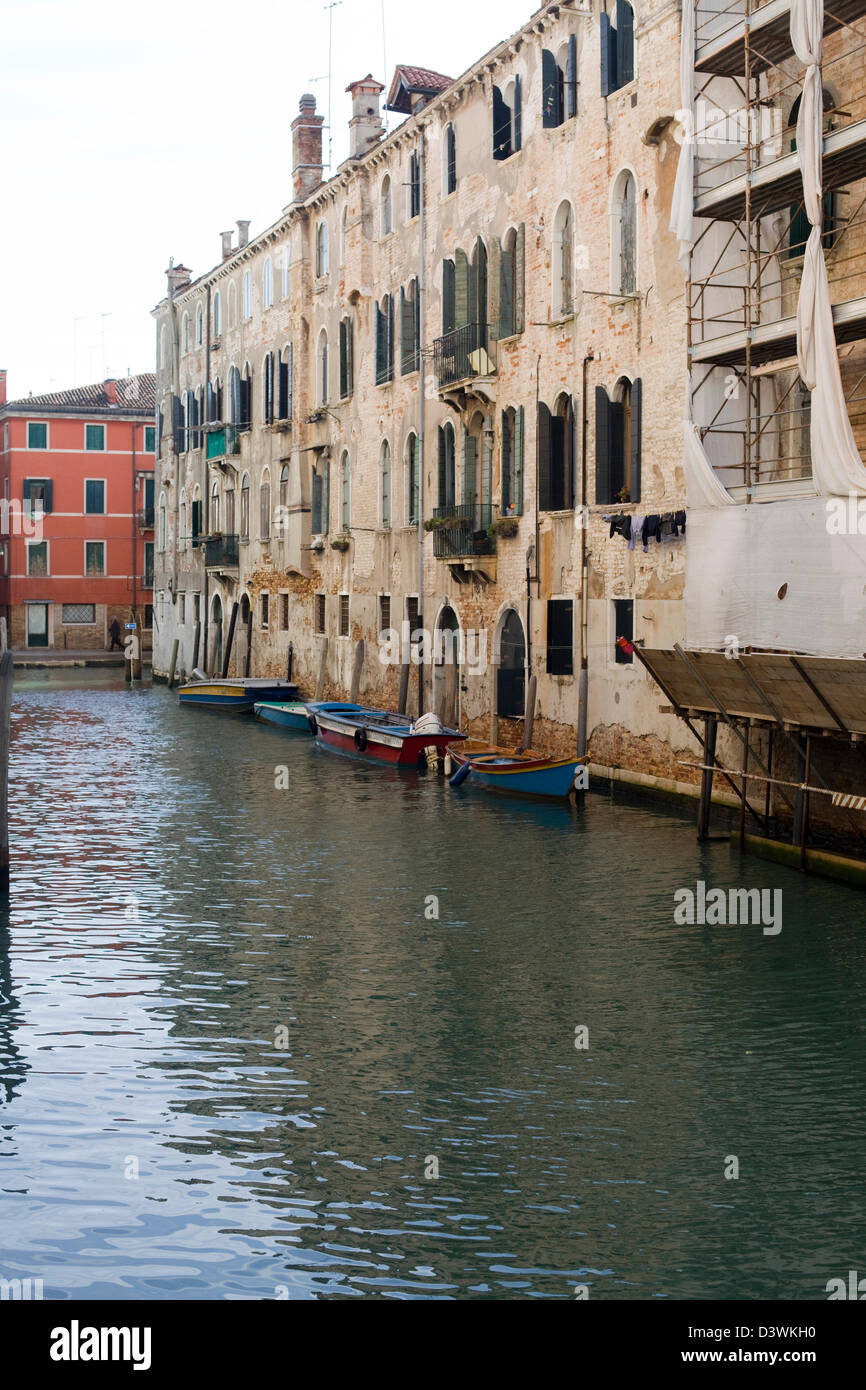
[314,707,465,766]
[255,700,363,732]
[178,678,298,712]
[447,739,586,798]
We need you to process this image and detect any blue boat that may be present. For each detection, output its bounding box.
[255,700,362,732]
[448,741,586,798]
[178,678,297,712]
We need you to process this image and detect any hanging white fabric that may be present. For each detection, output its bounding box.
[790,0,866,493]
[683,375,735,507]
[670,0,695,268]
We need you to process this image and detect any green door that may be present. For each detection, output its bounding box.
[27,603,49,647]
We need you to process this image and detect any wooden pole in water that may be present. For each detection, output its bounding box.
[134,613,143,681]
[444,656,457,729]
[287,642,294,683]
[697,718,717,841]
[398,661,410,715]
[350,639,365,704]
[315,637,329,700]
[523,674,537,750]
[738,721,750,851]
[244,609,253,678]
[191,621,201,672]
[222,601,239,679]
[0,650,12,893]
[489,662,499,746]
[167,639,179,690]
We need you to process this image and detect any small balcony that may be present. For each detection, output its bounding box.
[433,323,496,391]
[204,533,240,570]
[136,507,155,531]
[206,426,240,461]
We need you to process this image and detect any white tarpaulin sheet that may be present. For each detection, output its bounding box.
[685,498,866,657]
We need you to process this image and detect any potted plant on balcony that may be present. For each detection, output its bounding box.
[491,516,519,538]
[331,533,351,552]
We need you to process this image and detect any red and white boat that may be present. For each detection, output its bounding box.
[312,706,465,766]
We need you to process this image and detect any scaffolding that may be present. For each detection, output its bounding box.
[688,0,866,492]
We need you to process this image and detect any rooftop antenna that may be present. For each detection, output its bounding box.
[100,313,111,380]
[325,0,342,174]
[381,0,389,135]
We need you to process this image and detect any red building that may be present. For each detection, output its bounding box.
[0,370,155,651]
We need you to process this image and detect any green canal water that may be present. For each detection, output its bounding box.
[1,670,865,1300]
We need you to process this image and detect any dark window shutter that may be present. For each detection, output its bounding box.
[173,394,185,453]
[618,0,635,86]
[566,33,578,118]
[44,479,53,514]
[542,49,559,128]
[323,456,330,534]
[231,368,241,425]
[207,381,214,422]
[278,358,288,417]
[514,74,522,151]
[22,478,32,504]
[537,401,552,510]
[488,238,502,341]
[515,405,524,515]
[600,12,612,97]
[312,468,322,534]
[500,241,514,338]
[463,429,477,509]
[387,294,394,378]
[288,345,294,419]
[455,249,470,329]
[443,259,456,334]
[340,319,348,398]
[630,377,642,503]
[493,86,511,160]
[438,428,447,510]
[595,385,611,504]
[567,394,576,508]
[447,125,457,191]
[501,411,511,513]
[375,303,384,382]
[265,354,274,423]
[192,498,202,541]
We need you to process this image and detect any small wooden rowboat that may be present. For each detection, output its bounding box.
[313,707,465,766]
[447,740,586,798]
[254,700,362,732]
[178,678,297,712]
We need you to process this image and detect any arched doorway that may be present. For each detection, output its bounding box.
[435,605,461,725]
[211,594,223,676]
[497,609,525,718]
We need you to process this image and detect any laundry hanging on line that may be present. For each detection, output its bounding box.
[603,510,686,551]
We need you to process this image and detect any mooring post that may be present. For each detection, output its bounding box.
[191,621,201,673]
[245,608,253,678]
[350,639,365,704]
[489,663,499,746]
[0,650,12,893]
[739,721,750,851]
[167,639,179,690]
[523,674,538,750]
[287,642,294,683]
[222,601,239,679]
[398,661,410,715]
[697,718,717,841]
[444,657,458,729]
[315,637,329,700]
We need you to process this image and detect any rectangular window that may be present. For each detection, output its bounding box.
[193,593,201,624]
[261,592,269,629]
[614,599,634,664]
[85,423,106,451]
[547,599,574,676]
[144,603,154,629]
[315,593,326,634]
[27,422,48,450]
[144,542,154,587]
[27,541,48,576]
[85,479,106,514]
[379,594,391,635]
[62,603,95,625]
[178,592,186,625]
[406,595,420,643]
[144,425,156,453]
[280,592,289,631]
[339,593,350,638]
[85,541,105,576]
[23,478,52,516]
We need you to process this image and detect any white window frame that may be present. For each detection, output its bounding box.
[27,421,49,450]
[263,257,273,309]
[84,477,107,515]
[85,422,106,452]
[213,290,222,337]
[26,538,49,576]
[84,540,106,577]
[61,603,96,626]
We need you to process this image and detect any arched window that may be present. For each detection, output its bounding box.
[601,2,634,98]
[158,492,167,550]
[262,351,275,424]
[497,609,526,718]
[316,221,328,277]
[228,281,237,328]
[282,243,291,298]
[380,440,391,528]
[213,290,222,336]
[380,175,393,237]
[500,404,525,515]
[318,329,329,405]
[499,227,521,339]
[594,376,642,504]
[182,312,190,355]
[277,344,293,420]
[375,295,393,385]
[611,170,637,296]
[263,257,273,309]
[437,422,456,510]
[279,464,289,510]
[493,77,522,160]
[444,123,457,194]
[211,478,220,532]
[260,468,271,540]
[553,201,574,317]
[196,303,203,347]
[471,238,488,327]
[406,432,420,525]
[340,451,351,531]
[240,473,250,540]
[242,270,251,320]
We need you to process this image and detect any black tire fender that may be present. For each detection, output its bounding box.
[354,726,368,752]
[308,714,318,736]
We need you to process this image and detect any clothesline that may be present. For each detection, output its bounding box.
[604,509,687,552]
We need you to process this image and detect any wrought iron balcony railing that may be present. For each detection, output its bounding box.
[431,504,495,560]
[433,323,494,390]
[204,533,240,568]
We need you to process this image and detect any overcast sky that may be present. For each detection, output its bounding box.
[1,0,536,402]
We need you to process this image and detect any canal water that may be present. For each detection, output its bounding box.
[1,670,865,1301]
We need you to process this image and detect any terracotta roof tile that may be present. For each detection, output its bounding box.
[4,373,156,416]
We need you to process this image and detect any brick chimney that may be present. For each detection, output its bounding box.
[0,370,6,407]
[166,262,192,296]
[292,94,324,201]
[104,379,118,405]
[347,75,385,159]
[237,219,251,249]
[221,230,234,260]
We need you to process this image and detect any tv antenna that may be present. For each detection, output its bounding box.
[324,1,342,174]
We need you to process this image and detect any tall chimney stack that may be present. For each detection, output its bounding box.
[347,75,385,160]
[166,263,192,296]
[237,220,251,249]
[292,94,325,201]
[221,230,234,260]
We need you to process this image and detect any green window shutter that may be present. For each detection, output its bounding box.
[617,0,635,86]
[515,225,526,335]
[537,402,552,510]
[413,435,420,522]
[515,406,524,515]
[500,241,514,339]
[85,479,104,513]
[542,49,559,128]
[514,74,522,151]
[493,86,510,160]
[501,411,511,513]
[600,12,613,97]
[192,499,202,541]
[438,428,447,510]
[323,456,330,534]
[44,479,53,514]
[288,344,294,418]
[463,429,477,509]
[455,249,470,329]
[400,288,414,373]
[312,468,322,534]
[375,303,384,382]
[340,320,348,398]
[489,238,502,341]
[567,394,576,509]
[443,259,456,334]
[630,377,642,504]
[566,33,578,118]
[595,386,611,503]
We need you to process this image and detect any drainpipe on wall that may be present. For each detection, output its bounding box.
[203,282,211,672]
[417,127,427,716]
[131,421,137,625]
[577,350,594,760]
[168,291,181,611]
